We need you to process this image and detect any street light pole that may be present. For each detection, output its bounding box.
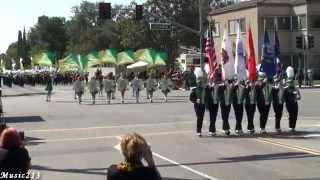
[199,0,204,70]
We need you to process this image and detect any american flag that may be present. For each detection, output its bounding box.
[205,25,217,81]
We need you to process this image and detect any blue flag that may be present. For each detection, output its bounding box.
[274,29,282,76]
[260,31,276,80]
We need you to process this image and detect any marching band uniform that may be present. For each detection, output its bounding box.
[232,81,246,134]
[189,79,207,136]
[255,72,272,134]
[117,75,129,104]
[88,77,99,104]
[159,76,173,102]
[219,80,234,135]
[284,67,301,132]
[146,76,158,103]
[206,83,221,136]
[272,76,285,132]
[74,78,85,104]
[132,76,144,103]
[244,81,256,134]
[104,77,116,104]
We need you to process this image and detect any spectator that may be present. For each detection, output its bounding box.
[0,128,31,179]
[296,69,304,88]
[307,69,313,86]
[107,132,161,180]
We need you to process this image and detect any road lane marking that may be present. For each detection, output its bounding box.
[304,134,320,137]
[26,121,194,133]
[115,136,219,180]
[255,138,320,156]
[26,130,192,143]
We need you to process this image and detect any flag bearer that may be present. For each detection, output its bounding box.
[189,68,208,137]
[232,79,246,134]
[255,72,272,134]
[219,79,234,136]
[244,80,256,134]
[272,75,285,132]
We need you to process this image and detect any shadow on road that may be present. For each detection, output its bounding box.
[156,152,317,168]
[3,116,45,123]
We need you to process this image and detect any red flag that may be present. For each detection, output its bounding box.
[247,26,256,82]
[205,27,217,80]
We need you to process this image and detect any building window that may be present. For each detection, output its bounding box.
[181,60,186,64]
[228,19,245,34]
[193,58,200,65]
[310,15,320,29]
[262,17,275,30]
[277,17,291,31]
[292,15,306,30]
[212,23,220,37]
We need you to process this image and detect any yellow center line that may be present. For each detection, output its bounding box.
[255,138,320,156]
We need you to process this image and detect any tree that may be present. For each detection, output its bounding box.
[29,16,68,60]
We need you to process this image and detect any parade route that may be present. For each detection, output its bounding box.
[3,85,320,180]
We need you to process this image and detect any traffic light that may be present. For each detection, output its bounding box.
[308,35,314,49]
[99,3,111,20]
[136,5,143,20]
[296,36,303,49]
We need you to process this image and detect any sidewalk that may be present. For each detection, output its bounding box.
[2,85,46,97]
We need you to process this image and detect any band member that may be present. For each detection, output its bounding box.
[104,73,116,104]
[88,76,99,104]
[74,76,85,104]
[146,73,158,103]
[189,68,207,136]
[219,79,234,135]
[117,73,129,104]
[132,74,144,103]
[272,75,285,132]
[45,74,54,102]
[255,72,272,134]
[232,80,246,134]
[206,67,223,136]
[244,80,256,134]
[159,74,173,102]
[284,67,301,132]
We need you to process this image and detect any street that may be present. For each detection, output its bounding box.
[2,85,320,180]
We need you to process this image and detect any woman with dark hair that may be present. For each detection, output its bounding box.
[0,128,31,179]
[107,132,161,180]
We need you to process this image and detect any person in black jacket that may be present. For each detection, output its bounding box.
[107,132,161,180]
[244,81,256,134]
[232,80,246,135]
[0,128,31,180]
[255,72,272,134]
[219,80,234,135]
[272,75,285,132]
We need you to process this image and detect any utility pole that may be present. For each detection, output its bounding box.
[199,0,204,70]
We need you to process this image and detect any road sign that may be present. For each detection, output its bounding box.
[149,23,172,31]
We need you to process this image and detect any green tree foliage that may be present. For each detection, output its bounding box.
[29,16,68,59]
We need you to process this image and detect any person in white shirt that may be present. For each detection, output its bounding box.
[145,73,158,103]
[88,76,99,104]
[159,74,173,102]
[74,76,85,104]
[104,73,116,104]
[131,74,144,103]
[117,73,129,104]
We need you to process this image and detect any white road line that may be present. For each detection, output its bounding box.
[26,121,194,133]
[304,134,320,138]
[115,136,219,180]
[26,130,192,143]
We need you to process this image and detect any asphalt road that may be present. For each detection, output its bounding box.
[2,85,320,180]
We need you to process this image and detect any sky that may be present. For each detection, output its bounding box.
[0,0,145,54]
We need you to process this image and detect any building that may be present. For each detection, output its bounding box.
[208,0,320,78]
[176,53,202,72]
